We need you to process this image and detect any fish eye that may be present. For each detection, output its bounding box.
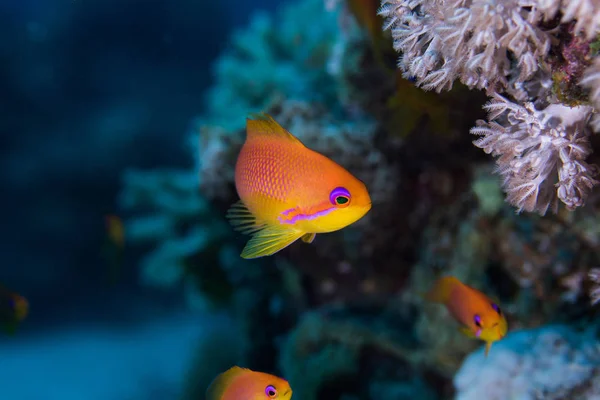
[329,187,351,208]
[491,303,501,315]
[265,385,277,398]
[335,195,349,206]
[473,314,482,328]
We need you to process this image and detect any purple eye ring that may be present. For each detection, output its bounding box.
[329,187,351,207]
[491,303,501,314]
[473,314,482,328]
[265,385,277,397]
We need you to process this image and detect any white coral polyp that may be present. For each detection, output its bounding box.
[581,58,600,114]
[379,0,551,93]
[590,268,600,304]
[537,0,600,40]
[471,94,598,214]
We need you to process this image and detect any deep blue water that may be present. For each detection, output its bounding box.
[0,1,283,398]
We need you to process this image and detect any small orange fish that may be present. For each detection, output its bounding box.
[425,276,507,356]
[105,215,125,248]
[206,366,292,400]
[0,285,28,334]
[226,113,372,259]
[103,215,126,283]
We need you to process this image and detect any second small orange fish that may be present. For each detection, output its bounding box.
[105,215,125,248]
[206,366,292,400]
[0,285,28,334]
[227,113,372,259]
[425,276,507,356]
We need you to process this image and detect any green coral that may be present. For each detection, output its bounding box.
[552,71,589,107]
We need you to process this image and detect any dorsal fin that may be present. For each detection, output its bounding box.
[424,276,461,304]
[246,113,304,146]
[206,366,249,400]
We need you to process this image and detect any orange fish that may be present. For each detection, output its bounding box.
[0,285,28,334]
[105,215,125,248]
[103,215,126,283]
[226,113,372,259]
[206,366,292,400]
[425,276,507,356]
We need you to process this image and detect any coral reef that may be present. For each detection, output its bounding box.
[379,0,551,95]
[188,0,490,316]
[396,166,600,377]
[118,168,234,298]
[380,0,600,214]
[590,268,600,304]
[118,0,600,397]
[454,325,600,400]
[117,4,406,377]
[279,308,440,400]
[472,94,598,214]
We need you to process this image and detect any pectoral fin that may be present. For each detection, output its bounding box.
[240,225,305,259]
[226,201,266,235]
[301,233,316,244]
[459,326,476,339]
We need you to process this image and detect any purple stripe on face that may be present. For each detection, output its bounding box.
[278,206,336,225]
[281,208,295,216]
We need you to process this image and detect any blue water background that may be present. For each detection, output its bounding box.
[0,0,287,398]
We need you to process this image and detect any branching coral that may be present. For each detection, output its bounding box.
[581,58,600,130]
[380,0,600,214]
[379,0,600,96]
[589,268,600,304]
[472,93,599,214]
[582,59,600,111]
[537,0,600,40]
[378,0,551,95]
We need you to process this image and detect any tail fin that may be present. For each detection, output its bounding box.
[424,276,461,304]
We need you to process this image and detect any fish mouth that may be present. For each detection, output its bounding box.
[491,322,505,339]
[498,328,506,339]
